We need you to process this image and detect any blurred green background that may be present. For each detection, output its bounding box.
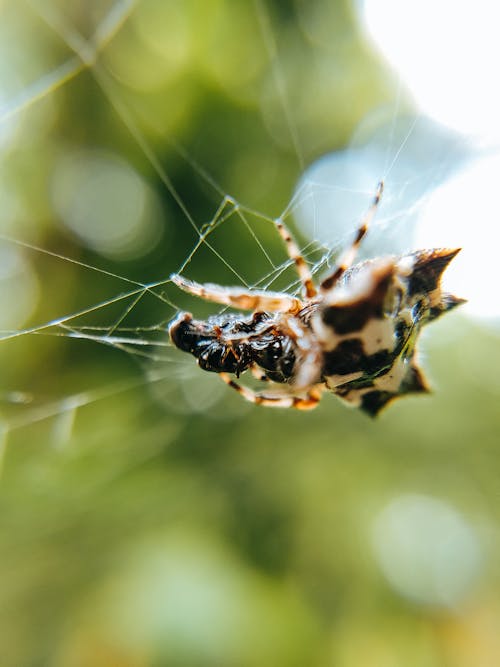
[0,1,499,666]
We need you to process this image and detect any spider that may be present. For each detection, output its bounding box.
[168,182,465,415]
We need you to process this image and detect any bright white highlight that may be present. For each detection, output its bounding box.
[416,155,500,320]
[372,494,482,607]
[362,0,500,140]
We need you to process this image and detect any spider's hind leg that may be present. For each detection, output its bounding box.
[219,373,322,410]
[250,364,269,382]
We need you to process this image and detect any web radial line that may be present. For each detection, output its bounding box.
[382,73,403,177]
[59,327,169,362]
[165,145,277,272]
[248,237,321,290]
[30,3,199,234]
[62,333,170,349]
[0,235,151,288]
[32,0,257,257]
[279,181,323,221]
[258,259,295,291]
[104,290,147,338]
[173,228,249,286]
[91,66,199,233]
[198,197,235,238]
[170,139,229,199]
[30,3,290,301]
[0,287,155,342]
[253,0,304,170]
[92,66,253,285]
[4,369,173,433]
[59,323,166,334]
[0,57,84,124]
[0,235,175,311]
[28,0,93,64]
[30,2,199,234]
[31,2,251,287]
[151,135,280,274]
[92,0,137,52]
[27,0,137,67]
[170,197,250,283]
[383,116,418,181]
[234,208,276,269]
[169,140,279,267]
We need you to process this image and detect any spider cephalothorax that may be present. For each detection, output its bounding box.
[169,182,465,415]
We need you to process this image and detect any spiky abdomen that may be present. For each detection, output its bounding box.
[313,249,462,415]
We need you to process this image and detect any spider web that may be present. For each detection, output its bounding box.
[0,0,471,450]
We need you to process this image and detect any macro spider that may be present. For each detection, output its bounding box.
[169,182,464,415]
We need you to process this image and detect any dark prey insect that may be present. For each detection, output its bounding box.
[169,182,465,415]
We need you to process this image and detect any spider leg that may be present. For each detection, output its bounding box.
[171,274,303,313]
[321,181,384,291]
[219,373,322,410]
[274,218,317,298]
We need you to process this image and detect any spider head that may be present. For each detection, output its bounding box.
[168,312,206,354]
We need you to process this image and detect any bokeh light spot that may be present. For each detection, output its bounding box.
[51,148,163,259]
[0,247,39,330]
[416,154,500,322]
[372,494,482,607]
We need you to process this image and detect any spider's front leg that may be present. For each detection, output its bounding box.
[321,181,383,291]
[273,217,317,298]
[171,274,303,313]
[219,372,323,410]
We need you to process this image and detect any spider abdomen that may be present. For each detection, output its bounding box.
[310,248,464,414]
